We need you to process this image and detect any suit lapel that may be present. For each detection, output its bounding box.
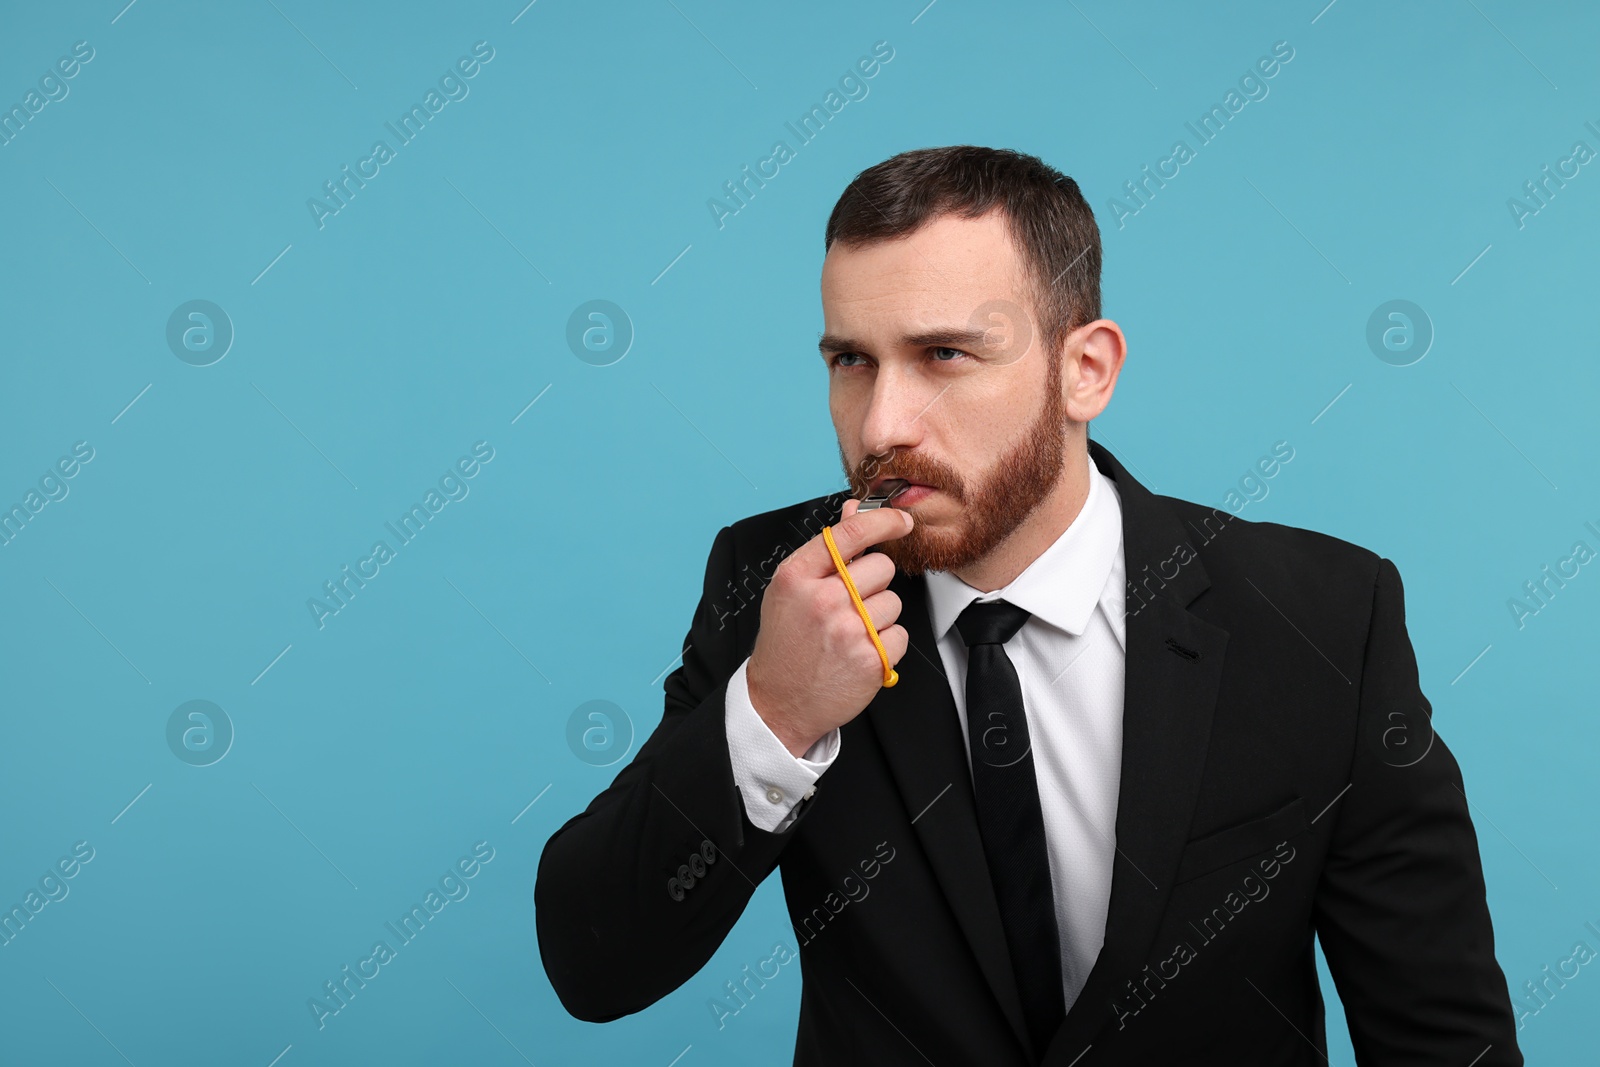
[864,569,1036,1054]
[862,438,1230,1064]
[1044,439,1230,1060]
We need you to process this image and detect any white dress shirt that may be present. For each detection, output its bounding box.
[723,448,1126,1012]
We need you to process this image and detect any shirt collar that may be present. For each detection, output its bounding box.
[924,447,1124,648]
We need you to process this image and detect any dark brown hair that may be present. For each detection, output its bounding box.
[824,146,1102,359]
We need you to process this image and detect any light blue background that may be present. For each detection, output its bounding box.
[2,1,1595,1063]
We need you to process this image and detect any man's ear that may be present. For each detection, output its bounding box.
[1065,319,1127,423]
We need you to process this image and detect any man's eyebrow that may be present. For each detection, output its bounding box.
[817,326,992,355]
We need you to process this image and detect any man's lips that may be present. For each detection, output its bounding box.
[887,483,936,507]
[869,476,933,493]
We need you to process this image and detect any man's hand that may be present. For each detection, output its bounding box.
[746,498,915,757]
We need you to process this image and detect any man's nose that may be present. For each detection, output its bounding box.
[858,371,931,459]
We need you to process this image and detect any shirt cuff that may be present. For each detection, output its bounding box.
[724,656,841,833]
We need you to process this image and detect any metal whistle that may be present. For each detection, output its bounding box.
[858,478,911,511]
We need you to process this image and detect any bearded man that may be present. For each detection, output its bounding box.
[535,145,1521,1066]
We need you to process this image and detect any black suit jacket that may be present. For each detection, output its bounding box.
[535,439,1522,1065]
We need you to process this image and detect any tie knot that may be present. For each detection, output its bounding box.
[954,598,1031,648]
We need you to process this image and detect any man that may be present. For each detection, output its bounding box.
[535,146,1522,1065]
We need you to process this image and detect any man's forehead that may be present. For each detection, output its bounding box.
[820,214,1028,334]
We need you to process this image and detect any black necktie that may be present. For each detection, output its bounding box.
[955,598,1065,1060]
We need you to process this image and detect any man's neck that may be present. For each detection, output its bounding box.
[949,444,1092,594]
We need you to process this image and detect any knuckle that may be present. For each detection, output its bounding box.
[826,610,858,646]
[850,643,881,675]
[836,515,868,546]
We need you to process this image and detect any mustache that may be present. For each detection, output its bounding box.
[847,451,963,499]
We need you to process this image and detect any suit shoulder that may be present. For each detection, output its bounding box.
[1162,495,1386,611]
[1164,494,1381,570]
[724,490,850,558]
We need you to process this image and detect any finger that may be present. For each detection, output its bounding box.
[824,494,863,564]
[858,588,903,631]
[842,552,897,598]
[808,506,913,576]
[878,623,909,665]
[835,495,865,562]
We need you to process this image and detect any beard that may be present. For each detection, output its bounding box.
[838,355,1069,577]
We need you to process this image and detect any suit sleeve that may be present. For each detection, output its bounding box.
[534,523,817,1022]
[1313,557,1523,1065]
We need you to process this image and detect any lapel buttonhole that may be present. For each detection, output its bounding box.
[1165,637,1201,661]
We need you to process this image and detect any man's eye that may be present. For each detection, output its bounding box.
[832,353,866,368]
[932,347,967,362]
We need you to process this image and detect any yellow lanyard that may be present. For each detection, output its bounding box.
[821,525,899,687]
